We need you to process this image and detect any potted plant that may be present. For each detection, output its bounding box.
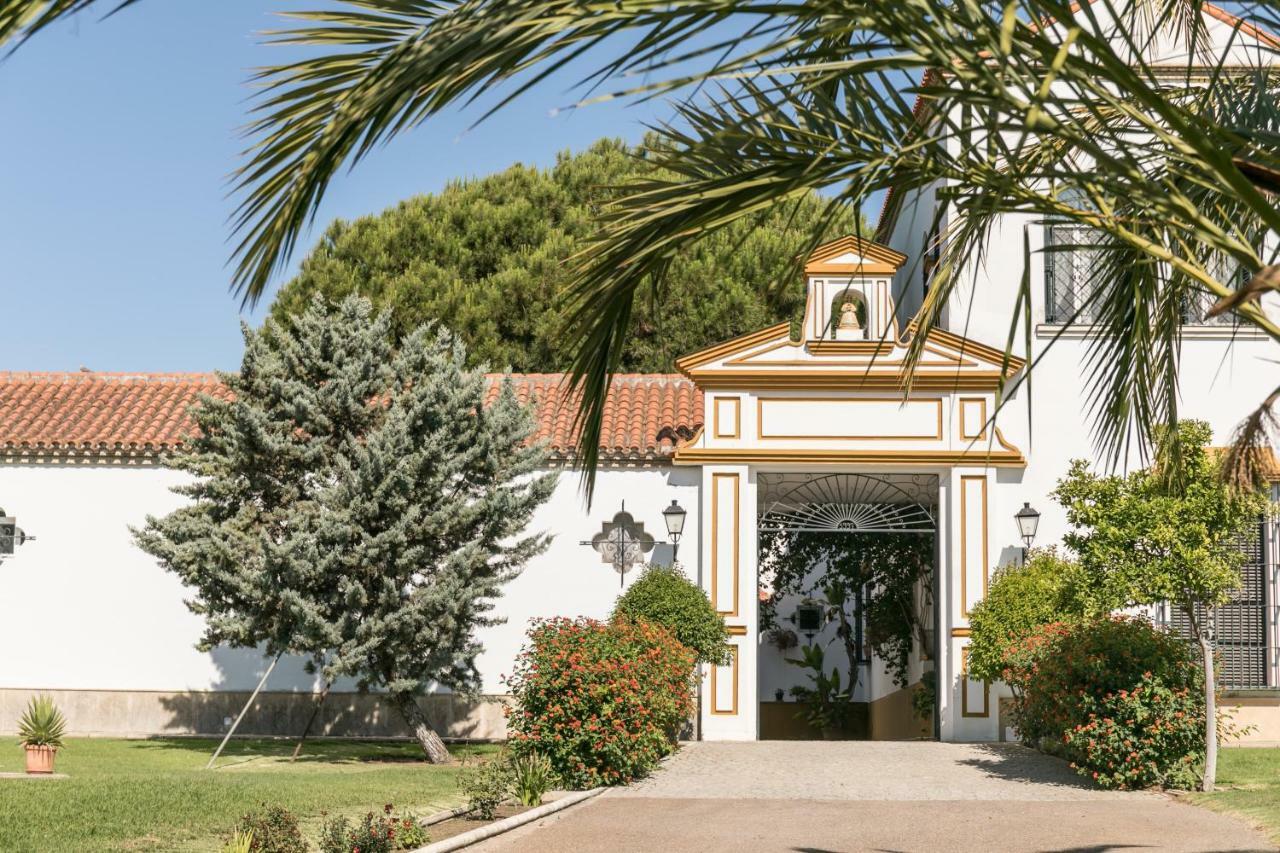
[18,695,66,774]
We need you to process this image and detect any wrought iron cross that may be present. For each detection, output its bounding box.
[581,503,655,587]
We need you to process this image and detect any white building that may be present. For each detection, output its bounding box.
[2,0,1278,745]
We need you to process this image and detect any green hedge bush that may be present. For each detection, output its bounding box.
[1003,616,1205,789]
[966,548,1085,683]
[613,564,730,665]
[504,617,696,788]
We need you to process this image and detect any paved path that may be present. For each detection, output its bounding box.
[474,741,1274,852]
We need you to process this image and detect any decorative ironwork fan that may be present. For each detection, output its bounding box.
[758,473,935,534]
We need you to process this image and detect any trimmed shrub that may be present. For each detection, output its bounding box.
[233,805,307,853]
[504,617,696,788]
[967,548,1086,683]
[1003,616,1205,788]
[613,564,731,665]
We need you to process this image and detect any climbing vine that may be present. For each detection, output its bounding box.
[759,530,934,693]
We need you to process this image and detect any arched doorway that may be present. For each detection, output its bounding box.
[757,472,938,740]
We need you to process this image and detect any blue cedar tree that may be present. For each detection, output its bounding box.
[134,297,554,762]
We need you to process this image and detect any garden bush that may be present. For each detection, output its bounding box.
[1061,671,1205,789]
[457,752,514,820]
[505,617,696,788]
[966,548,1086,683]
[1003,616,1205,788]
[318,804,426,852]
[613,564,731,665]
[233,804,307,853]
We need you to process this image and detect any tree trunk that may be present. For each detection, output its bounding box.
[291,680,332,762]
[391,692,451,764]
[1201,636,1217,793]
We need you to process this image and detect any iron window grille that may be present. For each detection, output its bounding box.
[1163,515,1277,690]
[1042,190,1246,327]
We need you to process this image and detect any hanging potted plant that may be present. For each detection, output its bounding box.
[18,695,67,774]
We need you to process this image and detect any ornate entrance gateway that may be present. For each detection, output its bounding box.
[757,472,939,740]
[671,235,1028,742]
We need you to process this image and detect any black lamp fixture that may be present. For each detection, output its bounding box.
[1014,501,1041,559]
[662,499,687,560]
[0,507,33,560]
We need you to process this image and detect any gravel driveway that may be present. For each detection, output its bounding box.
[473,741,1274,852]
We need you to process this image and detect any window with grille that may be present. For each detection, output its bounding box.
[1168,518,1270,689]
[1042,188,1248,327]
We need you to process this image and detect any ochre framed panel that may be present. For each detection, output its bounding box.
[959,397,988,441]
[710,645,740,715]
[960,647,990,718]
[959,474,989,618]
[713,396,741,439]
[756,397,944,441]
[710,473,740,617]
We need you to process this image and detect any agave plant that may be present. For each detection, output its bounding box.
[221,830,255,853]
[17,695,67,749]
[508,751,556,807]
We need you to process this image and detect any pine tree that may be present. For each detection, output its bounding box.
[134,296,554,762]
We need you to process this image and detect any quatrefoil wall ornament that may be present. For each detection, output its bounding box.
[581,504,655,586]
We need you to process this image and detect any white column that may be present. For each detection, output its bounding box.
[940,467,997,741]
[698,464,758,740]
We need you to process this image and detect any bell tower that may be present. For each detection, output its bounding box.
[802,236,908,344]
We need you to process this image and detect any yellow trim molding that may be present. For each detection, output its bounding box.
[806,340,896,357]
[710,645,740,716]
[803,235,908,273]
[959,475,989,618]
[675,322,791,375]
[713,396,741,439]
[755,396,944,442]
[710,472,741,617]
[959,397,988,441]
[675,447,1025,467]
[686,369,1013,392]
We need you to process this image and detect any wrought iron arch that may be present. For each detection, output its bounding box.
[758,473,936,534]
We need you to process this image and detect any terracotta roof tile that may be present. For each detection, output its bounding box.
[0,371,702,462]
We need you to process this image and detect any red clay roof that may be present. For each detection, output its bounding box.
[0,371,701,462]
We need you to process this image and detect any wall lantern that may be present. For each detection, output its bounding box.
[0,508,33,560]
[662,500,687,559]
[1014,502,1041,558]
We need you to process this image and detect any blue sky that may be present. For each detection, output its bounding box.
[0,2,673,372]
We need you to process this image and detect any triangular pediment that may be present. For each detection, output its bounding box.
[804,236,908,275]
[675,320,1024,391]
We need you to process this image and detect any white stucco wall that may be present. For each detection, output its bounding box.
[0,461,699,698]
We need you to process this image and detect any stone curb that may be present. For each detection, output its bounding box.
[412,788,606,853]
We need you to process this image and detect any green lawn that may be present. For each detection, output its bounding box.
[0,738,491,852]
[1190,747,1280,843]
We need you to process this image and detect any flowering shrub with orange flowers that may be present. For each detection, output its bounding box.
[504,617,697,788]
[1002,616,1205,789]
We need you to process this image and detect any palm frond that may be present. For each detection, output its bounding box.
[0,0,137,52]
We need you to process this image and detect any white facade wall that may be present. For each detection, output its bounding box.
[0,462,699,700]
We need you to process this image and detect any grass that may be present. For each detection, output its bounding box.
[0,738,492,852]
[1189,747,1280,843]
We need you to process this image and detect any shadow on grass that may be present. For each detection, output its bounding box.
[125,736,488,769]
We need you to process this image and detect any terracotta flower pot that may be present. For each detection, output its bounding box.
[24,745,56,774]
